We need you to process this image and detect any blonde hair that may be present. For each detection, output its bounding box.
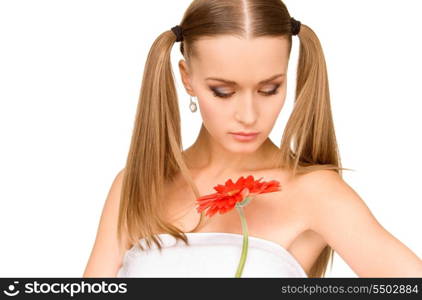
[117,0,352,278]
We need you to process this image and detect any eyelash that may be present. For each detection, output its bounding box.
[210,85,281,99]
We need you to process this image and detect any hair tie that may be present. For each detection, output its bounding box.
[171,25,184,42]
[290,17,301,36]
[172,19,300,41]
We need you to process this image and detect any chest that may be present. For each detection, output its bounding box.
[160,172,327,275]
[162,174,308,250]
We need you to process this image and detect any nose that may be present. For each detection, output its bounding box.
[234,93,258,126]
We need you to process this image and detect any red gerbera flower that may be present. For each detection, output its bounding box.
[196,175,281,217]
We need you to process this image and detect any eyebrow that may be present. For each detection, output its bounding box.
[205,73,285,85]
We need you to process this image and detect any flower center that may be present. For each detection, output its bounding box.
[226,189,240,196]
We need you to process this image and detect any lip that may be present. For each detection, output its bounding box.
[229,131,260,136]
[229,131,260,142]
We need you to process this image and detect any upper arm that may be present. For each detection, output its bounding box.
[83,168,129,277]
[301,170,422,277]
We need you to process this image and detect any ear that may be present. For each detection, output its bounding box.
[178,59,195,96]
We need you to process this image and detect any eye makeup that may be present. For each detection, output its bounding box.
[209,83,281,99]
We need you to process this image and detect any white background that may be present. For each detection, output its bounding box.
[0,0,421,277]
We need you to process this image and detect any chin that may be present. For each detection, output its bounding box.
[224,139,262,153]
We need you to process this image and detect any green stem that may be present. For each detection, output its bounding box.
[234,204,249,278]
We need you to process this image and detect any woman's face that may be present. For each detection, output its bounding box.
[179,35,291,153]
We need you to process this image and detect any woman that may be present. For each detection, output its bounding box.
[83,0,422,277]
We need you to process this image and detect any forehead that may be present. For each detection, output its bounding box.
[190,35,290,84]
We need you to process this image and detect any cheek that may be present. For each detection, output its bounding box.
[260,99,286,128]
[268,97,286,116]
[197,97,228,129]
[266,102,284,119]
[198,98,217,120]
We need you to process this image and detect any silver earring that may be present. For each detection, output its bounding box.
[189,96,198,112]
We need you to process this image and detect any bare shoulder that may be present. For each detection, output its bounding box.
[291,169,351,198]
[293,168,344,189]
[289,169,422,276]
[291,169,363,227]
[83,168,129,277]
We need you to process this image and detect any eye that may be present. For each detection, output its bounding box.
[209,84,281,99]
[210,88,234,99]
[261,84,281,96]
